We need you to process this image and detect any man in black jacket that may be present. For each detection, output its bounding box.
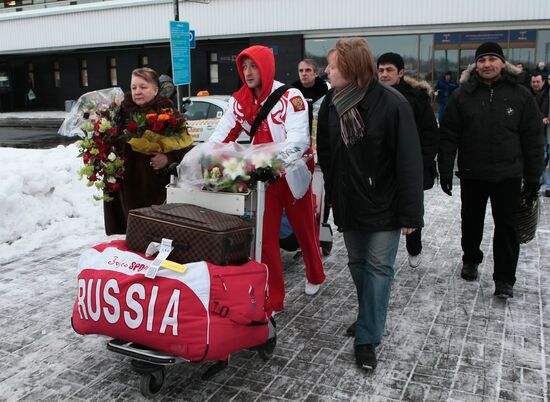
[377,52,439,268]
[438,42,544,299]
[317,38,424,371]
[292,58,329,135]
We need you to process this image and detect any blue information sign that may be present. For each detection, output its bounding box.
[189,30,196,49]
[461,31,508,43]
[434,33,460,44]
[170,21,191,85]
[510,30,536,42]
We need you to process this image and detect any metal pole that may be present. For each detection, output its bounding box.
[173,0,182,111]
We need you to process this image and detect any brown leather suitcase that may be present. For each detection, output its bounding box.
[126,203,254,265]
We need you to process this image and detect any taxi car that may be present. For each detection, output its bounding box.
[183,95,249,143]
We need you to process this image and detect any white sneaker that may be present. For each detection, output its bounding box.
[305,281,321,295]
[408,253,421,268]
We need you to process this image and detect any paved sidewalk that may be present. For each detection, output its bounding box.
[1,187,549,401]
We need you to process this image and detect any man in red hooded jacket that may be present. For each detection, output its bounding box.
[209,45,326,313]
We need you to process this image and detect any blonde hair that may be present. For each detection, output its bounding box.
[328,37,376,88]
[131,67,160,89]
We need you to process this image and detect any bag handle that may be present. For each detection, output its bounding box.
[249,85,291,142]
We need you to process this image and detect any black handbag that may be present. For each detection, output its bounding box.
[517,193,539,244]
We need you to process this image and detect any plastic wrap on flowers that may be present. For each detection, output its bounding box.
[175,142,287,193]
[58,87,124,137]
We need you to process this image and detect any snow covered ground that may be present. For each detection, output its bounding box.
[0,144,105,265]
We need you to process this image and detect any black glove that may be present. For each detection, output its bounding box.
[523,181,540,201]
[440,177,452,196]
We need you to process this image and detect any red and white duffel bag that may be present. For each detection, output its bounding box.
[72,240,272,361]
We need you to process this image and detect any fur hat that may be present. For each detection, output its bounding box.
[475,42,505,62]
[377,52,404,71]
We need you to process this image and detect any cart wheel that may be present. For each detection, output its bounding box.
[258,335,277,360]
[139,368,165,398]
[321,241,332,256]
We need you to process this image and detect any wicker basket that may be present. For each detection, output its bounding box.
[517,194,539,244]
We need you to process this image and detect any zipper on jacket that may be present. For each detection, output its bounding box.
[489,88,494,103]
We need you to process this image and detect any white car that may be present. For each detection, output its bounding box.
[183,95,249,143]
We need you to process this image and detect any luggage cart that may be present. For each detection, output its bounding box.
[106,182,276,397]
[312,164,333,256]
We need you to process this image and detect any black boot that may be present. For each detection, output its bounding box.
[460,263,479,281]
[494,282,514,299]
[355,344,377,370]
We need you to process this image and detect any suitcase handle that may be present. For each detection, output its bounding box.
[145,235,190,252]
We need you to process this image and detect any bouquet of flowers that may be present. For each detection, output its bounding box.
[123,109,192,155]
[175,142,285,193]
[58,87,125,202]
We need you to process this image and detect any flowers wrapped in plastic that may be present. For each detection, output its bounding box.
[123,109,192,155]
[174,142,313,199]
[58,87,125,202]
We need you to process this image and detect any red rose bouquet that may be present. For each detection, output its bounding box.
[123,109,192,154]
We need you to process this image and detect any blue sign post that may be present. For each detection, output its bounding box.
[189,30,196,49]
[170,20,190,86]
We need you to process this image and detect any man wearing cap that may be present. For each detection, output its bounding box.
[377,52,439,269]
[438,42,544,299]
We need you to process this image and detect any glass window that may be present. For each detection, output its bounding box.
[434,49,458,82]
[0,71,10,90]
[366,35,419,77]
[109,57,117,86]
[419,34,434,81]
[508,48,535,68]
[139,55,149,67]
[206,104,223,119]
[80,58,88,87]
[536,30,550,68]
[27,62,34,88]
[459,49,475,75]
[53,61,61,88]
[304,38,338,72]
[184,101,210,120]
[209,52,219,84]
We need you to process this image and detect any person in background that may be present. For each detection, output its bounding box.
[292,58,329,134]
[531,73,550,197]
[208,45,326,311]
[534,61,549,80]
[438,42,544,299]
[434,71,458,122]
[104,67,192,235]
[377,52,439,268]
[292,58,332,228]
[159,70,177,105]
[317,38,424,371]
[515,63,532,90]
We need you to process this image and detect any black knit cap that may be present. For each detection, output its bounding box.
[377,52,404,71]
[475,42,505,62]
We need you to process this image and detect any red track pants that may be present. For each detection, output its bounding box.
[261,176,326,312]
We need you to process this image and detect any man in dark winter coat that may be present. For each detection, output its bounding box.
[317,38,424,371]
[377,52,439,268]
[438,42,544,299]
[292,58,329,134]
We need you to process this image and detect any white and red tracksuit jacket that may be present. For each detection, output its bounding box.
[208,45,325,312]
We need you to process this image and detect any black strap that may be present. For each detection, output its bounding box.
[249,85,291,141]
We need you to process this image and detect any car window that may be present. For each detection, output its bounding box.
[207,105,224,119]
[184,101,209,120]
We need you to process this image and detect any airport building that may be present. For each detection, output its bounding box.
[0,0,549,110]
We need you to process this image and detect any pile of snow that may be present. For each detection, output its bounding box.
[0,144,105,264]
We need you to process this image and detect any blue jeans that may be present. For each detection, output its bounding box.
[343,229,400,346]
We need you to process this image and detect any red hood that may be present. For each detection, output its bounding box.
[235,45,275,104]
